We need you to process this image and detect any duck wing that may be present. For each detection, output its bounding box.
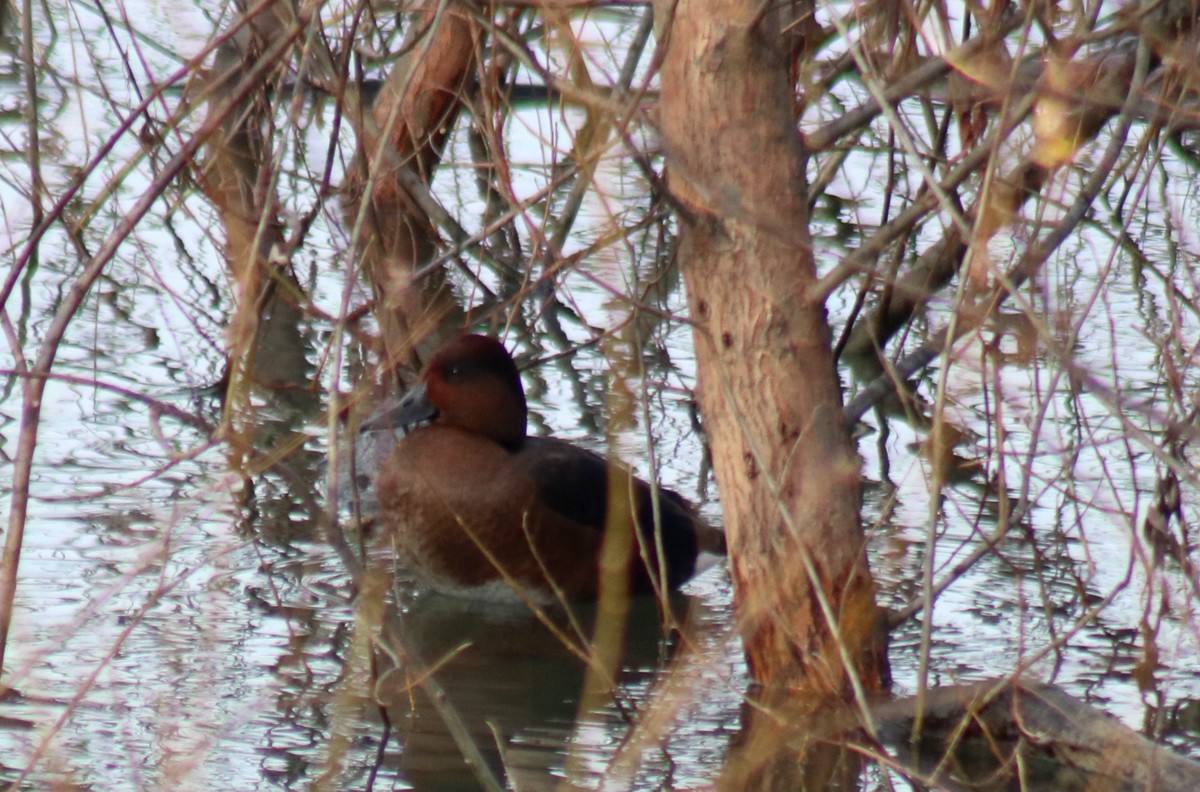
[516,437,720,589]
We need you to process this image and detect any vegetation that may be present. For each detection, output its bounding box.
[3,0,1200,787]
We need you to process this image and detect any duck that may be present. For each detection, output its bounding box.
[367,334,724,603]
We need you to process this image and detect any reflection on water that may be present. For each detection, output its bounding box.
[371,588,731,790]
[4,0,1200,788]
[0,468,737,789]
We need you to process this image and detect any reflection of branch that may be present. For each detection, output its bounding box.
[369,591,536,792]
[546,10,656,256]
[343,0,474,372]
[202,1,310,396]
[1142,437,1195,581]
[811,8,1200,389]
[843,40,1151,425]
[0,368,214,432]
[0,21,302,675]
[807,14,1190,153]
[809,95,1033,307]
[860,40,1152,632]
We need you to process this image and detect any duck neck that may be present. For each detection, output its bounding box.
[498,434,527,453]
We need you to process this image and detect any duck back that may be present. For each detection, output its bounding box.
[516,437,711,593]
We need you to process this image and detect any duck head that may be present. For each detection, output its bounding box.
[371,334,528,450]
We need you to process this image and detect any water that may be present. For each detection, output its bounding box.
[3,1,1200,788]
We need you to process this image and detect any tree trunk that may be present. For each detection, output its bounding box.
[654,0,885,695]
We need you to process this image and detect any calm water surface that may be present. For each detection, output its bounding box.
[2,1,1200,789]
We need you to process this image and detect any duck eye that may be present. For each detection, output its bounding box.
[440,357,482,381]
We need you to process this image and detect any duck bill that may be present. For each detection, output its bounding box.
[361,382,438,432]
